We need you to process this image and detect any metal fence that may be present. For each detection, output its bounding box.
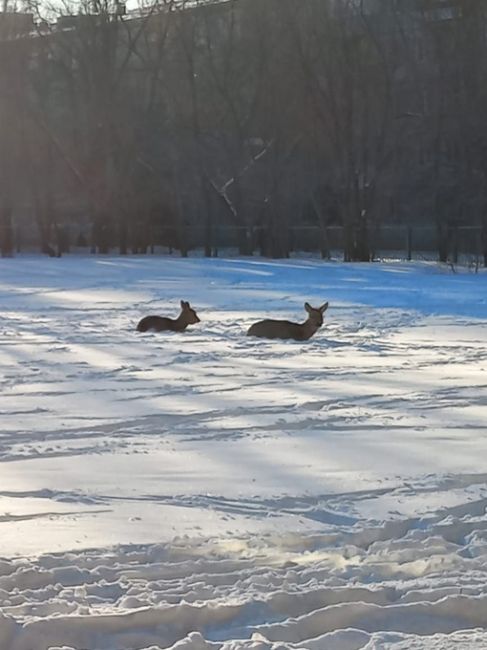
[6,223,486,262]
[189,224,485,261]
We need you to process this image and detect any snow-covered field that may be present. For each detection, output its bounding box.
[0,255,486,650]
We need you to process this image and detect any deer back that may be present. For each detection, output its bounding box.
[247,302,328,341]
[136,300,200,333]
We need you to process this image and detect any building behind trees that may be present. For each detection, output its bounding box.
[0,0,486,264]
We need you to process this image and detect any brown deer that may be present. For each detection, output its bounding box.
[136,301,200,333]
[247,302,329,341]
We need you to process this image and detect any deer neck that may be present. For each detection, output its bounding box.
[174,312,189,331]
[301,317,319,339]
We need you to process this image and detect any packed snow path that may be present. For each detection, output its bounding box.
[0,256,486,649]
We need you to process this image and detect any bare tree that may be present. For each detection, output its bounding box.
[0,13,32,256]
[25,0,169,254]
[283,0,397,261]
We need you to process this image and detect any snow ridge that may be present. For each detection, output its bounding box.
[3,496,487,649]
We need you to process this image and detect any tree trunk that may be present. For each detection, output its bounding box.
[93,211,111,254]
[0,202,13,258]
[320,226,330,260]
[406,226,413,261]
[237,226,253,256]
[343,220,371,262]
[268,207,289,259]
[343,223,353,262]
[202,182,213,258]
[437,223,449,263]
[355,220,372,262]
[119,215,128,255]
[452,226,459,265]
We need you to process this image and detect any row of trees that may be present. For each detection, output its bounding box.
[1,0,487,263]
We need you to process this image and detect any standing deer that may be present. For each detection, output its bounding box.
[247,302,329,341]
[136,300,200,333]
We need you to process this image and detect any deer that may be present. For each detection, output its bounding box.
[247,302,329,341]
[136,300,201,333]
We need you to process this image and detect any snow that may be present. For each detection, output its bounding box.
[0,255,486,649]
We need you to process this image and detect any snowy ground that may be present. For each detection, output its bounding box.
[0,255,486,650]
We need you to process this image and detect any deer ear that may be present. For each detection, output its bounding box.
[304,302,312,313]
[320,302,329,313]
[180,300,186,309]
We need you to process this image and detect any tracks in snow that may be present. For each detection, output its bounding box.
[2,486,487,650]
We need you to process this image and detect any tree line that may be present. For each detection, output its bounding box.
[1,0,486,264]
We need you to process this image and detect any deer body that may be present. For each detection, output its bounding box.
[136,301,200,333]
[247,302,328,341]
